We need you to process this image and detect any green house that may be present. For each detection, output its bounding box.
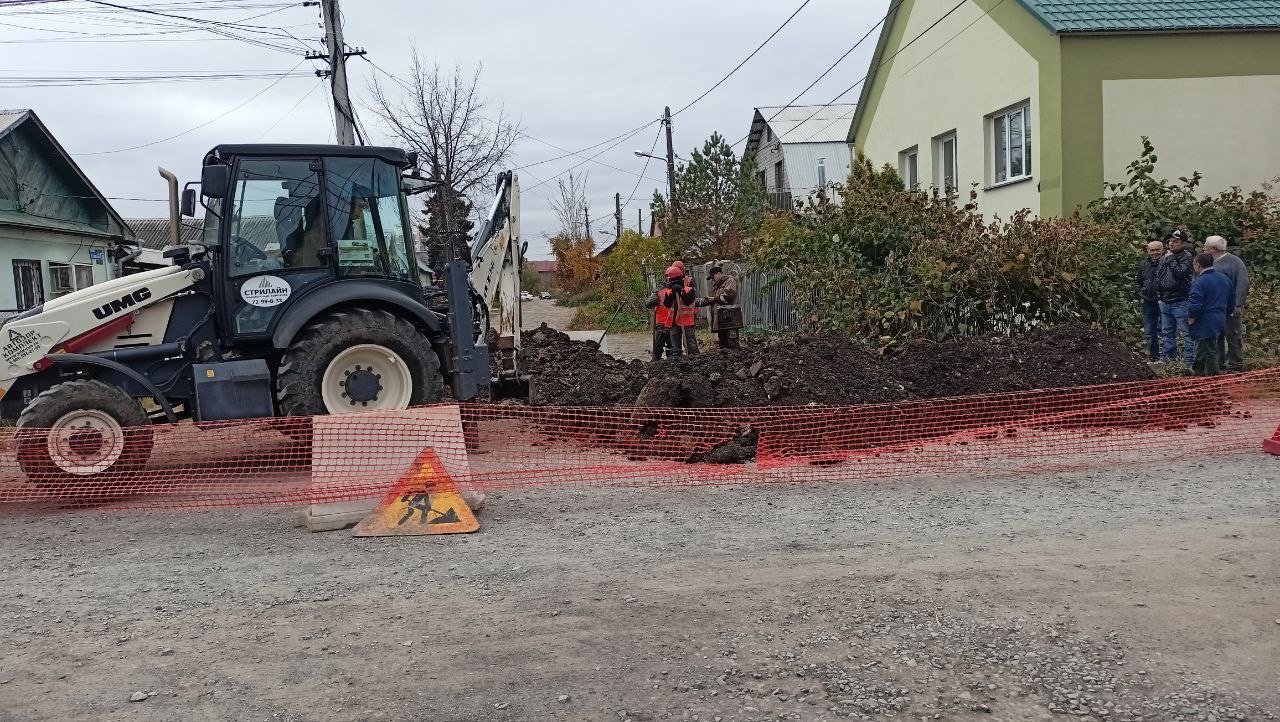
[0,109,134,316]
[850,0,1280,219]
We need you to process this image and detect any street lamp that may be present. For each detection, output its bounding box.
[634,150,685,162]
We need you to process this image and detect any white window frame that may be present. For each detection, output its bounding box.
[990,102,1032,186]
[933,131,958,194]
[48,261,94,298]
[817,157,827,188]
[899,147,919,189]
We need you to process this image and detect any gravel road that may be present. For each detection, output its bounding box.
[2,452,1277,721]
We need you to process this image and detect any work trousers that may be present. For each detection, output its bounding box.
[1193,339,1220,376]
[1140,299,1161,361]
[676,325,698,355]
[1217,314,1244,372]
[1159,300,1195,367]
[651,325,683,362]
[715,328,740,350]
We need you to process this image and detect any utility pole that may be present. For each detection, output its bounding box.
[614,193,622,240]
[308,0,364,146]
[637,208,642,234]
[663,106,678,222]
[584,203,591,240]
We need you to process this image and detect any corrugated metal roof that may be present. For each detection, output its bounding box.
[125,218,204,250]
[1018,0,1280,32]
[754,105,857,144]
[0,109,32,138]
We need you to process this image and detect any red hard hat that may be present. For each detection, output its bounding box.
[665,266,683,279]
[672,260,685,270]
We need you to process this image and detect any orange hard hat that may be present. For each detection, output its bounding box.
[665,265,683,279]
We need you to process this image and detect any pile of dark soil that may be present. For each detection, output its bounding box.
[637,334,909,408]
[894,326,1155,398]
[514,324,1154,408]
[517,325,648,406]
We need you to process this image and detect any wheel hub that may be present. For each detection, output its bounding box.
[341,365,383,404]
[47,409,125,475]
[66,426,107,457]
[321,344,413,414]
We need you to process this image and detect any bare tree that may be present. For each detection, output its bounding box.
[550,171,589,242]
[367,52,519,267]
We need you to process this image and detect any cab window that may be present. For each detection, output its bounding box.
[227,159,327,278]
[324,157,413,282]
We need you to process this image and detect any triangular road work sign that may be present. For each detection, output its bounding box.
[351,448,479,537]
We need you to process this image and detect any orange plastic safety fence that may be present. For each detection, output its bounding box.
[2,368,1278,510]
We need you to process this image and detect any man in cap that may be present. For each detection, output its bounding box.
[698,265,741,349]
[1157,230,1196,367]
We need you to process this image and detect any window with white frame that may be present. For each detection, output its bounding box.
[934,132,958,193]
[48,262,94,298]
[899,147,919,189]
[817,157,827,187]
[991,103,1032,185]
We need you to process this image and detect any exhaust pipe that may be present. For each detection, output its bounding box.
[158,167,180,246]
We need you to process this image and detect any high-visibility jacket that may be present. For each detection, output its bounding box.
[674,292,696,327]
[654,288,676,328]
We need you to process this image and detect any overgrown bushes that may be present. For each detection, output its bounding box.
[749,140,1280,362]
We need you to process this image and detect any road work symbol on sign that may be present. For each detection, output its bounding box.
[351,448,479,537]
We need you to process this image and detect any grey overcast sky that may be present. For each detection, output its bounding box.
[2,0,889,259]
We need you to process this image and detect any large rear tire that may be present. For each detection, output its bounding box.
[16,380,154,494]
[275,308,443,418]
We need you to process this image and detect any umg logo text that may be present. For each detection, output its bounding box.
[92,287,152,320]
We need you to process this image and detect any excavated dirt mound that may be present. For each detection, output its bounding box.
[638,334,910,408]
[514,324,1154,408]
[518,324,649,407]
[894,326,1156,398]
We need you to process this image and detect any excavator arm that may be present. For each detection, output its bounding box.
[464,171,527,399]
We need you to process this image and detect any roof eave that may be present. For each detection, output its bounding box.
[12,111,135,241]
[849,3,904,146]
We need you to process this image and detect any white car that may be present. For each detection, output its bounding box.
[520,291,534,301]
[539,292,551,300]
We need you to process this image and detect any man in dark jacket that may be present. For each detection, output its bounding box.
[1186,253,1235,376]
[1157,230,1195,367]
[1135,240,1164,361]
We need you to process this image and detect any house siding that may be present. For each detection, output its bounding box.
[855,0,1044,219]
[1060,31,1280,212]
[0,227,112,310]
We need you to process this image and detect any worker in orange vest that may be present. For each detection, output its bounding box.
[667,260,699,355]
[645,265,696,361]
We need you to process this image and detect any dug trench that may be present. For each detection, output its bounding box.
[482,324,1235,466]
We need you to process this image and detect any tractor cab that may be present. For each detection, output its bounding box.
[184,145,428,344]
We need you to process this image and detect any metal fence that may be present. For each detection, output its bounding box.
[693,261,798,332]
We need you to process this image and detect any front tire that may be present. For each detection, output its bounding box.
[16,380,154,492]
[275,308,443,417]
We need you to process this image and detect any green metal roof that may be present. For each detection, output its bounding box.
[1017,0,1280,32]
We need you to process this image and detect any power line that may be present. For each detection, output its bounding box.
[75,58,307,155]
[670,0,812,118]
[732,0,907,149]
[254,77,323,140]
[772,0,989,146]
[360,56,665,186]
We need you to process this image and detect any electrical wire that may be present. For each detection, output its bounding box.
[253,78,323,141]
[359,56,664,187]
[731,0,907,149]
[772,0,998,146]
[670,0,812,118]
[75,58,307,155]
